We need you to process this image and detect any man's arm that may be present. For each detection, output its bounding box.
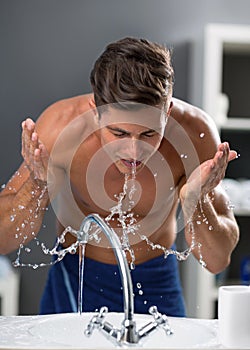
[0,164,50,254]
[175,100,240,274]
[0,118,52,254]
[180,142,239,274]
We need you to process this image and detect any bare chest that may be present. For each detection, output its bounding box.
[68,140,183,221]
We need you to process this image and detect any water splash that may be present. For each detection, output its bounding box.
[13,163,206,269]
[180,154,188,159]
[78,242,86,314]
[104,165,139,268]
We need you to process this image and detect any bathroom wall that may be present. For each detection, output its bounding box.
[1,0,250,316]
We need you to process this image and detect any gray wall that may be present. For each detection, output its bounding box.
[1,0,250,315]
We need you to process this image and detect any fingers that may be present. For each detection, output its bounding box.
[21,118,48,182]
[210,142,238,184]
[36,143,49,170]
[186,142,238,200]
[228,150,238,162]
[218,142,238,161]
[213,142,233,168]
[22,118,37,161]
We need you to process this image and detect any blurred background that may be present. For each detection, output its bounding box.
[0,0,250,317]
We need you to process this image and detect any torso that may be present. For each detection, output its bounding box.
[37,93,219,264]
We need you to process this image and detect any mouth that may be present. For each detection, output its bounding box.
[120,159,142,169]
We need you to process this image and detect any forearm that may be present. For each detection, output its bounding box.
[0,176,49,254]
[182,191,239,274]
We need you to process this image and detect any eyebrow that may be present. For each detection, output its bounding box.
[106,126,157,135]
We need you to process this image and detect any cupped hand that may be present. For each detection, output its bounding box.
[21,118,49,183]
[180,142,237,202]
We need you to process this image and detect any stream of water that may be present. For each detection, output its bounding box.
[9,163,210,314]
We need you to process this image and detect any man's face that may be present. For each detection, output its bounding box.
[97,104,169,174]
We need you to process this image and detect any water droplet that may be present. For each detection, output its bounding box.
[199,132,205,138]
[143,300,148,305]
[13,261,19,268]
[139,290,143,295]
[199,260,207,268]
[228,203,235,210]
[208,225,213,231]
[130,262,135,270]
[10,215,15,222]
[59,237,65,244]
[69,247,77,254]
[1,184,6,189]
[136,283,141,289]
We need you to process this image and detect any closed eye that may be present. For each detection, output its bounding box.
[141,130,157,138]
[106,126,129,138]
[106,126,158,138]
[112,130,130,138]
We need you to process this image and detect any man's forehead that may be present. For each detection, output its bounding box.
[98,104,166,128]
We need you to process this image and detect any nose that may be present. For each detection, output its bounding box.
[127,137,143,160]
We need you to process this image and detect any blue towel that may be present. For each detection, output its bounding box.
[40,249,186,317]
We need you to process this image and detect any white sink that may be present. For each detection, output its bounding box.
[0,312,220,349]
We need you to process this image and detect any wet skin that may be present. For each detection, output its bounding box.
[0,94,239,272]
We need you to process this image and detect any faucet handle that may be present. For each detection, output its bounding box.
[149,305,161,319]
[97,306,109,318]
[149,306,173,336]
[84,306,108,336]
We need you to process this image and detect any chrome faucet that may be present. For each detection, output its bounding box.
[76,213,173,345]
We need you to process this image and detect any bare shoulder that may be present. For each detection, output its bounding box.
[34,93,93,152]
[170,98,221,161]
[171,97,218,132]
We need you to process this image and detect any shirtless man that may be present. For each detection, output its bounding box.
[0,37,239,316]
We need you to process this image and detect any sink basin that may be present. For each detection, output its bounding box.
[0,312,220,349]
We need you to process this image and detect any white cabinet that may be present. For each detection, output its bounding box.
[203,23,250,130]
[184,24,250,319]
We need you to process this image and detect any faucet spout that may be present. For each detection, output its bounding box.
[78,213,137,342]
[77,213,172,345]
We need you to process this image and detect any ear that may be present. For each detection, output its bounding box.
[88,97,100,124]
[88,97,96,112]
[167,101,173,116]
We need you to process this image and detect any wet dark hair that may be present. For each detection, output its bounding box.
[90,37,174,111]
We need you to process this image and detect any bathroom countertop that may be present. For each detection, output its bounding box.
[0,312,230,349]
